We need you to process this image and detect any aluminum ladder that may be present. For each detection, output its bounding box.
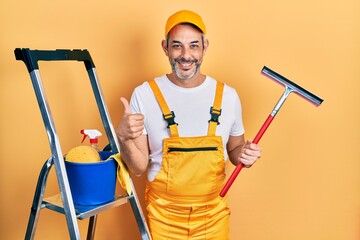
[14,48,151,240]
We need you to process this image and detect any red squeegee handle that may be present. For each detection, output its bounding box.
[219,114,275,197]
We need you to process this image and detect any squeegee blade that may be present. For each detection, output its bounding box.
[261,66,323,106]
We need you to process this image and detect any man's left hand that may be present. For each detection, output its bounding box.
[238,139,261,167]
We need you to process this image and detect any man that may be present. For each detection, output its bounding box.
[117,10,261,240]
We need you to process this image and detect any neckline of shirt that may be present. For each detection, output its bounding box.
[158,75,212,93]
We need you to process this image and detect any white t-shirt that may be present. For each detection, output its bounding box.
[130,75,245,181]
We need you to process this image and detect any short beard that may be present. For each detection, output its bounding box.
[171,58,200,80]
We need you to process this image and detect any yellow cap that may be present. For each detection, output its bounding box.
[165,10,206,37]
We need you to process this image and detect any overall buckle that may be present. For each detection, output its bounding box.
[163,111,178,128]
[209,107,221,125]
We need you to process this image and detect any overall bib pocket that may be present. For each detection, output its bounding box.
[161,136,225,197]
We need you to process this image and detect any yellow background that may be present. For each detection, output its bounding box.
[0,0,359,239]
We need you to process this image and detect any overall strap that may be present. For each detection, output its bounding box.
[208,81,224,136]
[148,80,179,137]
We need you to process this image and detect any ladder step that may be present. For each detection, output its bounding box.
[43,194,129,220]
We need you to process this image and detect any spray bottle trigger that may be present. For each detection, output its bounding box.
[81,134,87,143]
[80,129,87,143]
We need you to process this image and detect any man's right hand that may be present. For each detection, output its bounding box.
[116,97,145,143]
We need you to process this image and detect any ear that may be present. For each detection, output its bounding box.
[161,39,169,56]
[203,39,209,54]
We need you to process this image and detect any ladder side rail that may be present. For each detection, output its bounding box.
[128,181,152,240]
[86,215,98,240]
[25,157,53,240]
[86,68,120,153]
[29,70,81,239]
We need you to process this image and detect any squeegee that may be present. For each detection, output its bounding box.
[220,66,323,197]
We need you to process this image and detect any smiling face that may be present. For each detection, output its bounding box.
[162,23,209,87]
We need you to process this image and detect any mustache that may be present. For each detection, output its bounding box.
[175,58,198,64]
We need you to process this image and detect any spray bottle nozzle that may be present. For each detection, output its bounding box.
[80,129,102,143]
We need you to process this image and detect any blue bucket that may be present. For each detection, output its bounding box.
[65,151,117,205]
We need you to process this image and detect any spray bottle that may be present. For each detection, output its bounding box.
[80,129,102,151]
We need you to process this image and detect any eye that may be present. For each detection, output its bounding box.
[190,44,200,49]
[171,44,182,49]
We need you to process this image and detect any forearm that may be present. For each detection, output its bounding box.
[228,144,243,166]
[119,135,149,176]
[227,135,245,166]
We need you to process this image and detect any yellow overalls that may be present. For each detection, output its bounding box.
[145,80,230,240]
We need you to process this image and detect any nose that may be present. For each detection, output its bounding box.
[181,46,191,59]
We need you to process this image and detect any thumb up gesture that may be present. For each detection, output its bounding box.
[116,97,145,143]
